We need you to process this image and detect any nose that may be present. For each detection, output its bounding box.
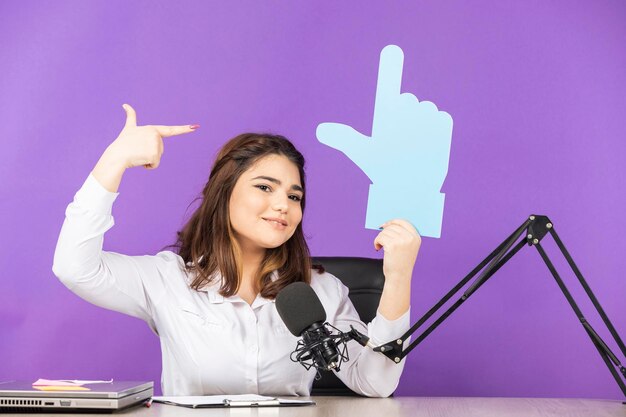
[272,192,289,213]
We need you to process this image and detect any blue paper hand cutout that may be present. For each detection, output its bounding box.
[316,45,453,238]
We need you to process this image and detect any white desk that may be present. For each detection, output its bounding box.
[3,396,624,416]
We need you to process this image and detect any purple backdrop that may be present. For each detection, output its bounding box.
[1,1,625,399]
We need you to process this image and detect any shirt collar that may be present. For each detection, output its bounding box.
[186,267,279,305]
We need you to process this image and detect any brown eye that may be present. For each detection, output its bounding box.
[255,185,271,192]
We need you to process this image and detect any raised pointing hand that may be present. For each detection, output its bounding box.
[109,104,199,170]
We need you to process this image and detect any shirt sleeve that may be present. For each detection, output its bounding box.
[52,174,170,330]
[328,277,410,397]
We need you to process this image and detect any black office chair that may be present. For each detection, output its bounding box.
[310,256,386,396]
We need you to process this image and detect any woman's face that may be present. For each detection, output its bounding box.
[229,154,304,254]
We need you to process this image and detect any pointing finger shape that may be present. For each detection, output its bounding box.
[374,45,404,115]
[316,122,374,180]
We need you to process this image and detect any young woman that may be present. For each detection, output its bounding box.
[52,104,421,397]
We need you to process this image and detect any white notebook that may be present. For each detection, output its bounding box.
[152,394,314,408]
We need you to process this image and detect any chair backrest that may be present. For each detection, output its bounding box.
[310,256,385,396]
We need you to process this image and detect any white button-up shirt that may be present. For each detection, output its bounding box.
[52,175,410,397]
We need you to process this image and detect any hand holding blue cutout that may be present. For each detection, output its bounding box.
[316,45,453,238]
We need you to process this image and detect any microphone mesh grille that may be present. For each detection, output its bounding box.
[275,282,327,336]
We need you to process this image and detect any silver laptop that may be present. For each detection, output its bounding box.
[0,380,153,412]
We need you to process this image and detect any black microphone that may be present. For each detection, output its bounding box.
[275,282,351,372]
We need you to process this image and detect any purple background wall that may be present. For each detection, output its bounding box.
[1,1,625,399]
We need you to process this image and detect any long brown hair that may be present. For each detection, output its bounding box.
[171,133,322,299]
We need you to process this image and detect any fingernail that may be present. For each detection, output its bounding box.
[190,124,200,129]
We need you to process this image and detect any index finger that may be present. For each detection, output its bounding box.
[373,45,404,112]
[153,125,199,138]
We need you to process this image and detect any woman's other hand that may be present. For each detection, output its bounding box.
[374,219,422,284]
[374,219,421,320]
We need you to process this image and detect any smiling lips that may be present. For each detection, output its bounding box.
[263,217,288,228]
